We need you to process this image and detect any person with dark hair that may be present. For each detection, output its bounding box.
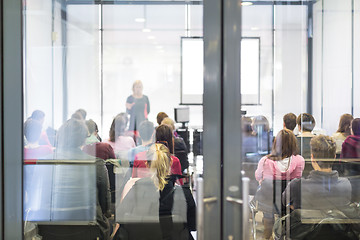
[24,119,53,159]
[126,80,150,131]
[254,129,304,239]
[339,118,360,201]
[85,119,102,145]
[252,115,273,153]
[104,114,135,157]
[28,110,52,146]
[52,118,112,239]
[161,117,189,172]
[332,114,354,155]
[242,116,257,157]
[156,112,168,126]
[283,113,297,131]
[74,108,87,120]
[127,120,155,165]
[132,125,182,184]
[296,113,316,160]
[341,118,360,159]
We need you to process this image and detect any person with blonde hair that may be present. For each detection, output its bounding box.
[126,80,150,131]
[116,143,196,240]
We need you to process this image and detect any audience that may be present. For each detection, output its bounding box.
[104,114,136,158]
[116,143,196,240]
[132,124,183,184]
[127,120,155,166]
[54,118,112,239]
[161,117,189,172]
[85,119,102,145]
[333,114,354,155]
[242,116,257,156]
[24,118,53,159]
[296,113,316,160]
[28,110,52,146]
[254,129,305,239]
[252,115,273,153]
[283,113,297,132]
[156,111,168,126]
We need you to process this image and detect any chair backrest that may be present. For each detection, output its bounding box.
[24,160,100,239]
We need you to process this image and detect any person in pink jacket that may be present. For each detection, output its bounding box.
[255,129,305,182]
[254,128,305,239]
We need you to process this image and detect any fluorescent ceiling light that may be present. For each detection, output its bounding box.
[142,28,151,33]
[156,46,163,49]
[147,36,156,40]
[241,2,253,6]
[135,18,146,22]
[251,27,259,31]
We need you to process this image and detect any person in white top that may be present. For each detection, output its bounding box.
[332,114,353,155]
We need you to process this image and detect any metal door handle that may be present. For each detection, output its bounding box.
[226,196,243,205]
[203,197,217,204]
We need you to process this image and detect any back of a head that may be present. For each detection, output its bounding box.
[269,129,298,160]
[146,143,171,191]
[85,119,98,135]
[156,112,168,125]
[117,112,129,127]
[24,119,42,143]
[109,115,126,142]
[30,110,45,122]
[161,117,175,132]
[252,115,270,133]
[297,113,316,132]
[139,120,154,142]
[75,109,87,120]
[283,113,297,131]
[155,124,174,154]
[310,135,336,169]
[57,119,88,149]
[337,114,353,136]
[351,118,360,136]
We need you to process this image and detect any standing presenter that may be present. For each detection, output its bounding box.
[126,80,150,131]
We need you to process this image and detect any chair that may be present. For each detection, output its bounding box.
[24,159,103,240]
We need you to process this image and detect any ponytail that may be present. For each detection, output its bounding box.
[146,143,171,191]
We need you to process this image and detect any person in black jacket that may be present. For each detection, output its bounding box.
[54,118,112,239]
[116,143,196,240]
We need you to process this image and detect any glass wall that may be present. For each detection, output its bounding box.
[20,0,360,239]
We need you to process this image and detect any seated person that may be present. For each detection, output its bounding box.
[156,111,168,126]
[281,135,359,239]
[127,120,155,166]
[296,113,316,159]
[333,114,353,155]
[28,110,52,146]
[116,143,196,240]
[85,119,102,144]
[242,116,257,157]
[53,118,112,240]
[24,118,53,159]
[283,113,297,132]
[340,118,360,201]
[161,117,189,172]
[254,129,304,239]
[252,115,273,154]
[132,125,183,185]
[104,114,135,158]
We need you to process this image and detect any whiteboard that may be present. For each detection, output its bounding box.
[181,37,260,105]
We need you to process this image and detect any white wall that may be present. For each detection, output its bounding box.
[313,0,355,136]
[25,0,63,129]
